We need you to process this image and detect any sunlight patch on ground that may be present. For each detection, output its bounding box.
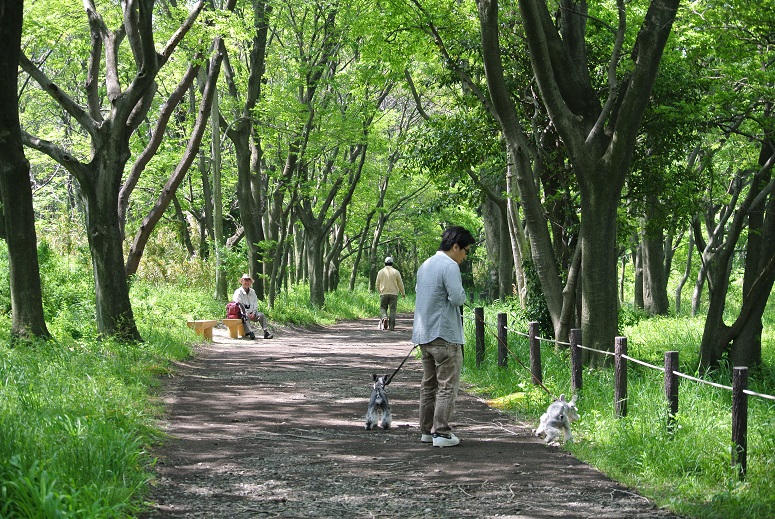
[486,392,526,410]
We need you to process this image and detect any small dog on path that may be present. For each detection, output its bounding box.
[364,374,392,430]
[535,394,579,444]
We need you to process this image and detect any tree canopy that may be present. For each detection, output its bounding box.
[1,0,772,370]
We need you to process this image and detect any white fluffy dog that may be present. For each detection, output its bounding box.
[534,394,579,444]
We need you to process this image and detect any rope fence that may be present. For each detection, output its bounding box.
[464,307,775,481]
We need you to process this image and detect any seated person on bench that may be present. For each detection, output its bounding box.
[233,273,274,339]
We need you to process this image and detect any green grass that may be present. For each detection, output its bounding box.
[0,334,171,517]
[461,305,775,519]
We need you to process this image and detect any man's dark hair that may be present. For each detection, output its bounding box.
[438,226,475,251]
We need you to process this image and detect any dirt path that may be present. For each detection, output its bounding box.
[142,315,680,518]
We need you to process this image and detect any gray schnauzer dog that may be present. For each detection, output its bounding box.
[364,374,392,430]
[534,394,579,444]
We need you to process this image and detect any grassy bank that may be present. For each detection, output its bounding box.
[461,302,775,519]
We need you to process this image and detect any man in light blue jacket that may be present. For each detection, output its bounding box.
[412,226,475,448]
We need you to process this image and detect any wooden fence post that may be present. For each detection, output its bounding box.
[475,307,485,367]
[570,328,582,392]
[497,313,508,368]
[529,321,543,385]
[614,337,627,418]
[732,366,749,481]
[664,351,679,432]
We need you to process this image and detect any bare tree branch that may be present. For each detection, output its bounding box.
[18,53,96,136]
[21,131,88,181]
[119,56,204,233]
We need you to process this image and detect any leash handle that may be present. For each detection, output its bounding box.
[384,344,418,386]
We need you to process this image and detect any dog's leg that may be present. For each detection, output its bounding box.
[365,406,376,430]
[380,393,392,429]
[365,392,378,430]
[534,413,548,437]
[544,425,560,444]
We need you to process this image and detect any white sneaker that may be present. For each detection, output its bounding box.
[432,433,460,448]
[420,434,433,443]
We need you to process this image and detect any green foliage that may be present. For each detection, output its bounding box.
[0,334,165,517]
[462,306,775,519]
[516,259,553,339]
[37,239,97,340]
[618,302,651,333]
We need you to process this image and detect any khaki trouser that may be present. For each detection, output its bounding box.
[379,294,399,330]
[245,311,268,334]
[419,338,463,436]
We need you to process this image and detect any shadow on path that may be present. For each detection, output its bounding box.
[142,315,680,518]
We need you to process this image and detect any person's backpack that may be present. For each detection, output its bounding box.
[226,302,242,319]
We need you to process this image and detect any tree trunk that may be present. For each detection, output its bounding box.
[211,86,227,300]
[697,253,733,368]
[306,226,325,307]
[675,230,693,314]
[19,0,205,341]
[118,60,202,239]
[294,223,306,283]
[324,213,346,291]
[0,0,50,340]
[640,194,670,314]
[481,195,514,300]
[171,194,195,256]
[505,168,528,306]
[729,244,775,367]
[633,244,644,308]
[641,227,669,315]
[83,148,141,341]
[691,257,706,317]
[220,1,272,297]
[730,313,764,368]
[514,0,679,358]
[579,180,621,366]
[368,214,386,291]
[349,217,373,291]
[729,142,775,367]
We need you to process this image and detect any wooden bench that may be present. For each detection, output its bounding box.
[222,318,244,339]
[186,319,218,340]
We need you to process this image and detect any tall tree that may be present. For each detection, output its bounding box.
[220,0,272,296]
[0,0,50,340]
[626,46,707,316]
[509,0,680,362]
[683,0,775,369]
[20,0,204,340]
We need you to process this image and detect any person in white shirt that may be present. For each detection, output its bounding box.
[412,226,475,448]
[375,256,405,330]
[233,274,273,339]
